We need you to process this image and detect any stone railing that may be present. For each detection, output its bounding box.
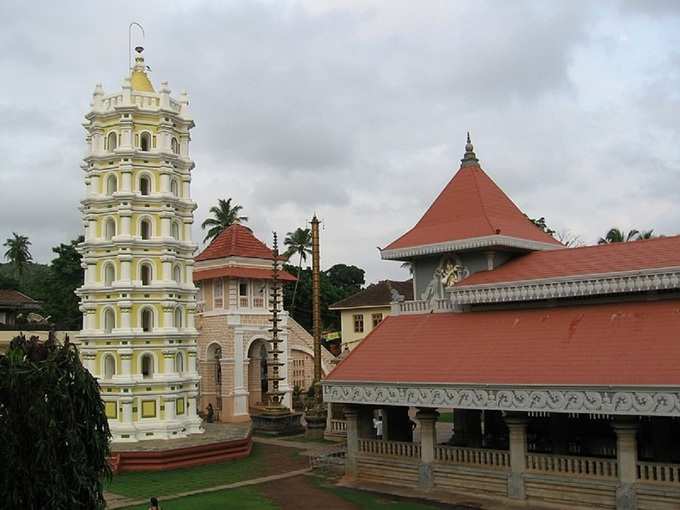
[526,453,618,479]
[637,461,680,485]
[358,439,420,459]
[435,446,510,470]
[329,419,347,434]
[398,299,454,315]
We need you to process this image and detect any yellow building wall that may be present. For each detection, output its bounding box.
[339,306,391,350]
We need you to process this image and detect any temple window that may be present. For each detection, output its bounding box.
[104,263,115,286]
[170,178,179,196]
[140,219,151,240]
[371,313,383,328]
[140,263,152,286]
[140,132,151,152]
[173,264,182,283]
[213,278,223,308]
[171,221,180,240]
[104,354,116,379]
[171,137,180,155]
[353,314,364,333]
[104,218,116,240]
[175,352,184,373]
[239,281,249,308]
[174,308,183,329]
[141,308,154,332]
[141,354,153,378]
[106,131,117,151]
[254,281,266,308]
[139,175,151,196]
[104,308,115,334]
[106,174,117,195]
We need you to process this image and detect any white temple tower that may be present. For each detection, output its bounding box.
[77,47,202,442]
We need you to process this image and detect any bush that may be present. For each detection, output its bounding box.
[0,333,111,509]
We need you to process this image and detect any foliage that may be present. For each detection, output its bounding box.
[598,228,655,244]
[201,198,248,243]
[0,333,111,509]
[282,263,365,332]
[283,227,313,312]
[41,236,84,329]
[529,217,555,236]
[0,271,19,290]
[3,232,33,276]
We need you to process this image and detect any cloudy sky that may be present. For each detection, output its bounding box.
[1,1,679,284]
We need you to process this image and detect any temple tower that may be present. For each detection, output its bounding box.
[77,47,202,442]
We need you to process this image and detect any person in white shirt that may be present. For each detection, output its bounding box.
[373,415,383,439]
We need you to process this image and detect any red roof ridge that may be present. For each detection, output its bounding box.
[195,223,274,262]
[470,164,496,234]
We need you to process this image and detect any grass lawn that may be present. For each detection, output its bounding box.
[316,479,445,509]
[107,443,292,498]
[280,434,336,445]
[120,487,276,510]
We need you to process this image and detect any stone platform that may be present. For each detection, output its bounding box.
[109,422,251,473]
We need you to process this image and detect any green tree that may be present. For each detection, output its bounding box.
[598,228,641,244]
[42,236,84,329]
[283,227,312,311]
[201,198,248,243]
[0,333,111,508]
[529,217,556,236]
[3,233,32,276]
[638,229,655,240]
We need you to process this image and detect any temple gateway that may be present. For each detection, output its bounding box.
[323,137,680,510]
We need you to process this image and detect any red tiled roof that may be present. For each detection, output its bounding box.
[196,224,274,262]
[327,299,680,386]
[193,266,296,282]
[459,235,680,287]
[329,280,414,309]
[0,289,40,307]
[384,163,561,251]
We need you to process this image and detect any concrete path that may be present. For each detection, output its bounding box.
[105,467,312,509]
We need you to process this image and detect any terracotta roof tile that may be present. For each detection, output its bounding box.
[459,235,680,286]
[327,299,680,386]
[384,163,561,251]
[0,289,39,306]
[195,224,274,262]
[193,266,296,282]
[329,280,414,309]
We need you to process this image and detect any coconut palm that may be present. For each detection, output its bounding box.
[201,198,248,243]
[638,229,655,240]
[3,233,33,276]
[598,228,640,244]
[283,227,312,311]
[401,261,413,275]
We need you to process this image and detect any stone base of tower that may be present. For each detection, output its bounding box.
[251,406,304,436]
[110,416,204,443]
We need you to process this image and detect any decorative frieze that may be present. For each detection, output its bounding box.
[322,382,680,417]
[449,266,680,305]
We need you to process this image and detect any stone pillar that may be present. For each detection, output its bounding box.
[121,397,134,426]
[119,301,132,333]
[232,333,249,418]
[164,395,176,421]
[120,349,133,376]
[416,408,439,490]
[613,417,639,510]
[344,406,360,479]
[505,412,528,500]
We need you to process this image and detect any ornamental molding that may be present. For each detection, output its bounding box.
[322,382,680,417]
[449,266,680,305]
[380,235,562,261]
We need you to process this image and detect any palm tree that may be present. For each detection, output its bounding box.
[283,227,312,311]
[598,228,640,244]
[3,233,33,276]
[638,229,655,240]
[401,262,413,275]
[201,198,248,243]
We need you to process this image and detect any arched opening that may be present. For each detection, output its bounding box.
[139,175,151,196]
[104,263,115,286]
[174,308,183,329]
[140,218,151,240]
[140,263,152,286]
[203,344,222,413]
[104,354,116,379]
[104,218,116,240]
[107,131,117,151]
[106,174,117,195]
[247,340,269,408]
[175,352,184,373]
[170,178,178,196]
[141,308,153,332]
[140,132,151,152]
[141,354,154,378]
[173,264,182,283]
[104,308,115,334]
[171,222,180,240]
[171,137,180,155]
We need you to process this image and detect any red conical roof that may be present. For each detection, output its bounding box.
[383,139,562,257]
[196,224,274,262]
